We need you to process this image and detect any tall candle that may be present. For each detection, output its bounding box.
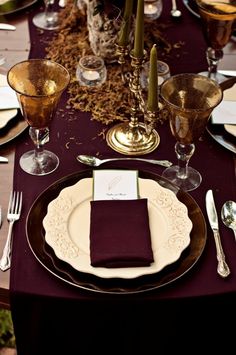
[147,44,158,111]
[133,0,144,58]
[118,0,134,46]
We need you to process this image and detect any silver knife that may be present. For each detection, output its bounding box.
[0,156,8,163]
[218,70,236,77]
[205,189,230,278]
[0,23,16,31]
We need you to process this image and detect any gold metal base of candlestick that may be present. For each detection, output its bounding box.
[106,122,160,155]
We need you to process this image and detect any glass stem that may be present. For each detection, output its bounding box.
[206,47,223,78]
[29,127,49,160]
[44,0,56,24]
[175,142,195,179]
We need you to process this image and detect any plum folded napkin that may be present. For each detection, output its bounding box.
[89,198,154,268]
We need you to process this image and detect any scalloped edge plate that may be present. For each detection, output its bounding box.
[43,177,192,279]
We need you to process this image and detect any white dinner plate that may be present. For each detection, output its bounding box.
[43,178,192,279]
[224,124,236,137]
[0,108,18,129]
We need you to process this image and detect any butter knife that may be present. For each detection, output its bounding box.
[218,70,236,77]
[0,23,16,31]
[205,190,230,278]
[0,156,8,163]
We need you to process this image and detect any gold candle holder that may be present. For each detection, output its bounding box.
[115,44,130,83]
[106,49,160,155]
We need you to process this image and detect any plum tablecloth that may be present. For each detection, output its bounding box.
[9,1,236,354]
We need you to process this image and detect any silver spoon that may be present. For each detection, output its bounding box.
[77,154,173,168]
[171,0,182,18]
[221,200,236,241]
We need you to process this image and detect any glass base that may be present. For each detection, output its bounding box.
[198,70,226,83]
[162,165,202,192]
[20,150,59,176]
[32,12,59,30]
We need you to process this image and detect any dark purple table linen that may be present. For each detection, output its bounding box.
[10,0,236,304]
[8,1,236,354]
[89,199,154,268]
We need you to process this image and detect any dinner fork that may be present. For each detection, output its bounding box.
[0,191,22,271]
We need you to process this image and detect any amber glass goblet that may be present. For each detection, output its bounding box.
[160,73,222,191]
[196,0,236,82]
[7,59,70,176]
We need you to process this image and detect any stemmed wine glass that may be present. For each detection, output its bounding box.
[32,0,60,30]
[160,73,222,191]
[7,59,70,176]
[196,0,236,82]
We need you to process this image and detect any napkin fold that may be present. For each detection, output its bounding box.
[89,198,154,268]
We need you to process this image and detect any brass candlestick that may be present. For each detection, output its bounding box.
[106,49,160,155]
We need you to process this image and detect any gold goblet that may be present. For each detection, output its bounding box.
[160,73,222,191]
[7,59,70,176]
[196,0,236,82]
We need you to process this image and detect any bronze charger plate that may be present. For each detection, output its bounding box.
[0,110,27,146]
[206,120,236,154]
[182,0,200,18]
[0,0,37,15]
[26,169,207,294]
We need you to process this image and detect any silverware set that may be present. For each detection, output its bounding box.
[0,191,23,271]
[205,190,236,279]
[205,190,230,278]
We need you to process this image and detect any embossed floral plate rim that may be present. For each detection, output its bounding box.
[42,177,192,279]
[26,169,207,294]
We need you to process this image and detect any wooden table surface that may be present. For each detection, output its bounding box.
[0,13,29,309]
[0,9,235,309]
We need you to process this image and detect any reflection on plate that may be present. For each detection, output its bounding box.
[207,120,236,154]
[43,178,192,279]
[26,170,207,294]
[0,108,17,129]
[224,124,236,137]
[182,0,200,18]
[0,0,37,15]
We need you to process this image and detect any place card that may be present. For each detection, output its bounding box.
[93,169,138,201]
[211,84,236,125]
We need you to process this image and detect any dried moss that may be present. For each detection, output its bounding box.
[45,0,183,125]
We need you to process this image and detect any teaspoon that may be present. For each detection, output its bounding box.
[77,154,173,168]
[171,0,182,18]
[221,200,236,240]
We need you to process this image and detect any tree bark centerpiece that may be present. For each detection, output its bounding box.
[77,0,133,63]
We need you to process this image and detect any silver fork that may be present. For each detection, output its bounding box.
[0,191,22,271]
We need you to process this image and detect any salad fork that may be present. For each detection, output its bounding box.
[0,191,23,271]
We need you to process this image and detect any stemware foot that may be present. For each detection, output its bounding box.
[20,150,59,176]
[162,165,202,192]
[198,70,227,83]
[32,12,59,30]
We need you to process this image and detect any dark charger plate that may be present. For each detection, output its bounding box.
[0,0,37,15]
[26,169,207,294]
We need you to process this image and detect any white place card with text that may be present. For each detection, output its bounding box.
[93,169,138,201]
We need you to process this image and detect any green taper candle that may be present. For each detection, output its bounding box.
[147,44,158,111]
[133,0,144,58]
[118,0,134,46]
